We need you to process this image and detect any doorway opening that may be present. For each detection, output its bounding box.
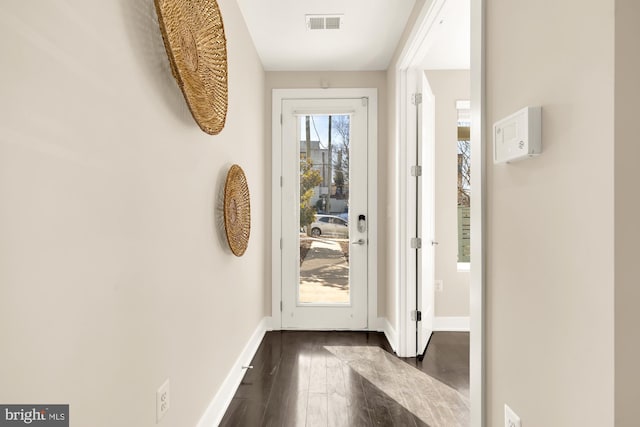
[394,0,484,425]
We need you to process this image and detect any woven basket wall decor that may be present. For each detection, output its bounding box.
[154,0,228,135]
[223,165,251,257]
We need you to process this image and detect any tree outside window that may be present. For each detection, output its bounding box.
[457,101,471,263]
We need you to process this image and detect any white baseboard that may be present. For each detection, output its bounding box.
[433,316,470,332]
[378,317,398,354]
[196,317,271,427]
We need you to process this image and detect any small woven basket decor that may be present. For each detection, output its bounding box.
[223,164,251,257]
[154,0,228,135]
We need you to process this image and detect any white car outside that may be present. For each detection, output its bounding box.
[308,215,349,238]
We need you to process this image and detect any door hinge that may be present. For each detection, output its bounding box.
[361,97,368,107]
[412,93,423,105]
[411,310,422,322]
[280,301,283,312]
[410,237,422,249]
[280,114,282,124]
[411,165,422,177]
[280,238,283,250]
[280,176,283,187]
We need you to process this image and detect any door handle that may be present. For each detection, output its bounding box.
[351,239,366,245]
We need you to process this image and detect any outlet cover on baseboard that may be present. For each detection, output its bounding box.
[504,404,521,427]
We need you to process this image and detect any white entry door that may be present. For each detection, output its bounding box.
[281,98,368,329]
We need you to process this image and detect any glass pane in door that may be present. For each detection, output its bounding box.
[298,114,350,304]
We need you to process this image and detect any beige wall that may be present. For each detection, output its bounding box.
[264,71,388,317]
[486,0,614,425]
[425,70,470,318]
[615,0,640,425]
[0,1,266,426]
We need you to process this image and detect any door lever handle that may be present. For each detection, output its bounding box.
[351,239,366,245]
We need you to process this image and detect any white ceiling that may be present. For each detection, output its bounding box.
[236,0,416,71]
[235,0,470,72]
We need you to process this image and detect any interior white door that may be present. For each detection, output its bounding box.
[281,98,368,329]
[417,72,435,355]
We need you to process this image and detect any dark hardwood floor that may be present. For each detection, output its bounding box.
[219,331,469,426]
[407,332,470,398]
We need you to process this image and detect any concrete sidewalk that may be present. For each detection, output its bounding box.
[299,238,349,303]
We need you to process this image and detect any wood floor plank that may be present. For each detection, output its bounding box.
[408,332,470,398]
[308,351,327,394]
[260,358,292,426]
[341,362,373,427]
[281,353,312,427]
[306,392,328,427]
[219,397,264,427]
[359,375,396,426]
[326,355,349,427]
[262,353,309,427]
[218,398,245,426]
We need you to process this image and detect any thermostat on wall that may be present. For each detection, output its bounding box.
[493,106,542,163]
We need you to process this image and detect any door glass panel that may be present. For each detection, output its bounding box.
[456,101,471,264]
[298,114,350,304]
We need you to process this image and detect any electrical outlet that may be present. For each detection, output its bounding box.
[504,404,521,427]
[156,379,170,423]
[434,280,443,292]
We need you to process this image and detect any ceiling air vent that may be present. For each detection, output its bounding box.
[305,14,343,30]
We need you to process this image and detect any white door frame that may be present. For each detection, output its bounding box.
[394,0,485,426]
[271,88,379,330]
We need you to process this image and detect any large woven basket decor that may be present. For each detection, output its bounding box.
[154,0,228,135]
[223,165,251,257]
